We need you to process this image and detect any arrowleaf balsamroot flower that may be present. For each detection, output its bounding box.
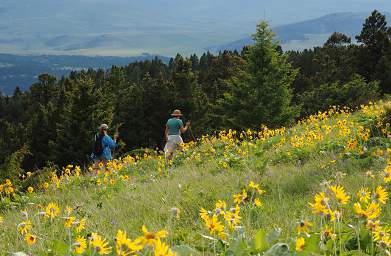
[295,237,305,251]
[373,226,390,242]
[329,185,350,205]
[215,200,227,215]
[309,192,328,215]
[322,225,336,241]
[366,219,380,232]
[297,220,313,234]
[254,198,263,207]
[115,230,144,256]
[223,211,241,230]
[74,218,86,233]
[354,201,381,220]
[233,189,247,205]
[375,186,389,204]
[18,220,32,234]
[199,208,209,222]
[64,216,76,228]
[204,215,225,239]
[141,225,168,246]
[45,202,60,219]
[25,233,37,246]
[383,165,391,183]
[357,187,371,203]
[248,181,265,194]
[90,233,112,255]
[73,236,87,254]
[154,238,176,256]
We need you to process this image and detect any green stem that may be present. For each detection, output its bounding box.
[213,234,216,255]
[357,222,361,252]
[338,213,343,254]
[68,229,72,253]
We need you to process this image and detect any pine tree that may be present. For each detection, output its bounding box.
[356,10,391,90]
[218,21,299,129]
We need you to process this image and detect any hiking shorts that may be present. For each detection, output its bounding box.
[164,135,183,156]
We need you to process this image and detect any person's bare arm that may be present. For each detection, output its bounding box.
[165,125,169,141]
[180,121,191,134]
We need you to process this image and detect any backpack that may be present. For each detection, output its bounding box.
[93,133,105,155]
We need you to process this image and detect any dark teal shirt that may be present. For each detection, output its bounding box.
[166,118,183,135]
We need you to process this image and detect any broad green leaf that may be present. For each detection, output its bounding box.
[172,245,200,256]
[303,235,320,253]
[49,240,68,256]
[254,229,269,252]
[266,228,282,244]
[264,243,290,256]
[225,239,250,256]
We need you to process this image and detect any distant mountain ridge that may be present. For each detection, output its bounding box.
[0,54,170,95]
[208,12,391,52]
[0,0,390,56]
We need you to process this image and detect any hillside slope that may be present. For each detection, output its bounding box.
[0,100,390,255]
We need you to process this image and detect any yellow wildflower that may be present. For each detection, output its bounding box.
[233,189,247,205]
[205,215,225,239]
[375,186,388,204]
[199,208,209,222]
[25,233,37,246]
[373,227,390,242]
[254,198,263,207]
[64,216,76,228]
[215,200,226,215]
[366,220,381,232]
[115,230,143,256]
[322,225,336,240]
[18,220,32,234]
[297,220,313,234]
[329,185,350,205]
[90,233,112,255]
[383,165,391,183]
[295,237,305,251]
[223,211,241,230]
[154,238,176,256]
[141,225,168,246]
[45,202,60,219]
[42,182,49,190]
[75,218,86,233]
[357,188,371,203]
[74,236,87,254]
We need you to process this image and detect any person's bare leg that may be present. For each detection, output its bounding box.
[165,149,174,166]
[93,160,100,175]
[103,160,108,172]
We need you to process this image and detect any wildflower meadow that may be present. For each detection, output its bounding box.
[0,100,390,255]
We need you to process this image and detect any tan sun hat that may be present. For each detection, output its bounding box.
[98,124,109,130]
[171,109,183,117]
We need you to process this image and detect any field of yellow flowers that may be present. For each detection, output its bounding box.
[0,100,390,255]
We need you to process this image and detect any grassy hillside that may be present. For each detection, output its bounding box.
[0,100,390,255]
